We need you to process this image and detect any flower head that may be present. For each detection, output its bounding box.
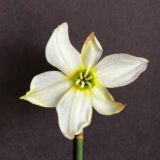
[20,22,148,139]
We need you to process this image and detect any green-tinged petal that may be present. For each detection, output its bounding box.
[56,88,92,139]
[20,71,72,107]
[81,32,103,71]
[46,22,82,76]
[93,53,148,88]
[91,86,125,115]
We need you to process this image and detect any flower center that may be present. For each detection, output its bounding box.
[74,70,95,89]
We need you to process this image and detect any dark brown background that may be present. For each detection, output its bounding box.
[0,0,159,160]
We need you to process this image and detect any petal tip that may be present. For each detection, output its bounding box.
[84,32,95,44]
[117,103,126,113]
[140,57,149,64]
[145,58,149,63]
[19,92,30,101]
[109,103,126,115]
[59,22,68,28]
[19,95,26,100]
[19,90,48,107]
[89,32,103,52]
[108,103,126,116]
[139,57,149,72]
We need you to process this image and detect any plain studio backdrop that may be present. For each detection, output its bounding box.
[0,0,159,160]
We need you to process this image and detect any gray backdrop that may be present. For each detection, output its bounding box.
[0,0,159,160]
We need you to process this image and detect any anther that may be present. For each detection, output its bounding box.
[76,79,81,85]
[85,76,92,81]
[84,71,89,78]
[80,81,85,88]
[80,72,83,80]
[86,82,92,88]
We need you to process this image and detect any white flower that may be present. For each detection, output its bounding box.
[20,22,148,139]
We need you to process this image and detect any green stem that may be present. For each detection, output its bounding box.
[76,132,83,160]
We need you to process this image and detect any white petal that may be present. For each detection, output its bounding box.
[20,71,72,107]
[46,22,81,76]
[94,54,148,88]
[57,88,92,139]
[81,32,103,71]
[91,86,125,115]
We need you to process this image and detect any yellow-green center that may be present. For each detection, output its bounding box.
[73,70,95,89]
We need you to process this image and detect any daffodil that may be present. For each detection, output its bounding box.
[20,22,148,139]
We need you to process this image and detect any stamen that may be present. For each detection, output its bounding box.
[86,82,92,88]
[84,71,89,78]
[85,76,92,81]
[76,79,81,85]
[80,81,85,88]
[80,72,83,80]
